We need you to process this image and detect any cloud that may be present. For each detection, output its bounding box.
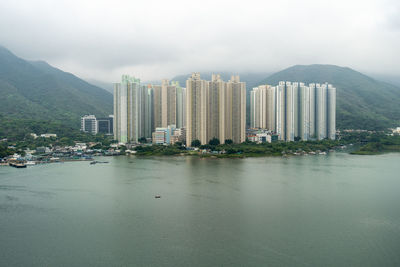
[0,0,399,82]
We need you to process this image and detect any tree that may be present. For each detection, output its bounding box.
[209,138,220,146]
[138,137,147,143]
[225,139,233,144]
[174,141,183,147]
[191,139,201,147]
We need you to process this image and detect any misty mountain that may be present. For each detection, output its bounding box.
[85,79,114,94]
[260,65,400,130]
[0,46,113,128]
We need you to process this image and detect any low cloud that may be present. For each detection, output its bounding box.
[0,0,399,82]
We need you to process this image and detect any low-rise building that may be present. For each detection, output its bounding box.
[40,133,57,138]
[246,128,278,143]
[81,115,98,134]
[152,125,176,145]
[97,115,114,135]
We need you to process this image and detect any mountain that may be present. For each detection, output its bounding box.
[367,73,400,87]
[85,79,114,94]
[0,46,113,130]
[259,65,400,130]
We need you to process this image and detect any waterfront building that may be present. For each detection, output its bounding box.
[175,82,186,129]
[81,115,98,135]
[161,79,177,127]
[186,73,246,146]
[97,115,114,135]
[139,85,153,138]
[170,127,186,144]
[327,84,336,140]
[113,75,141,143]
[186,72,209,146]
[152,125,176,145]
[40,133,57,138]
[152,84,162,130]
[250,81,336,141]
[225,75,246,143]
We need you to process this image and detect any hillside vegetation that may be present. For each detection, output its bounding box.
[0,46,112,131]
[261,65,400,130]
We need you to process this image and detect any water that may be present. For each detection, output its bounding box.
[1,152,400,266]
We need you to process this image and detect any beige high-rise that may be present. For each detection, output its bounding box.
[153,85,162,129]
[186,73,208,146]
[161,79,177,127]
[225,75,246,143]
[186,73,246,146]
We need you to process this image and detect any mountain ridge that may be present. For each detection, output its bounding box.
[259,64,400,130]
[0,46,113,129]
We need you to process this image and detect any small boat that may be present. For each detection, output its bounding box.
[155,195,161,198]
[9,162,27,168]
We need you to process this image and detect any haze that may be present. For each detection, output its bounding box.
[0,0,399,82]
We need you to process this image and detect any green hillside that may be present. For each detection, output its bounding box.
[0,46,113,138]
[260,65,400,130]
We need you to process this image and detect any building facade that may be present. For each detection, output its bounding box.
[81,115,98,135]
[185,73,246,146]
[97,115,114,135]
[113,75,141,143]
[250,81,336,141]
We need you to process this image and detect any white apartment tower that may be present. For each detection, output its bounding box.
[250,81,336,141]
[113,75,140,143]
[174,81,186,129]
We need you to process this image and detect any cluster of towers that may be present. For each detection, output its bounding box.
[113,75,186,144]
[186,73,246,147]
[250,82,336,141]
[113,73,246,146]
[113,75,336,145]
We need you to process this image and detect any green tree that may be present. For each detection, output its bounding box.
[191,139,201,147]
[209,138,220,146]
[138,137,147,143]
[224,139,233,144]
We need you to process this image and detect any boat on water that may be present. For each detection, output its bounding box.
[155,195,161,198]
[9,162,27,168]
[90,161,109,165]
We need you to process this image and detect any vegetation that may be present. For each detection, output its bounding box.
[261,64,400,130]
[209,138,220,146]
[0,46,112,130]
[351,134,400,155]
[0,118,114,158]
[191,139,201,147]
[131,132,400,158]
[135,144,185,156]
[132,139,342,157]
[138,137,147,143]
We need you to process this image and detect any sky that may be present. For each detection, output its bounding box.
[0,0,399,82]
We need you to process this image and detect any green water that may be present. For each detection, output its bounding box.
[1,152,400,266]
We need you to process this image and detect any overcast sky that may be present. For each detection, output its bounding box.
[0,0,399,82]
